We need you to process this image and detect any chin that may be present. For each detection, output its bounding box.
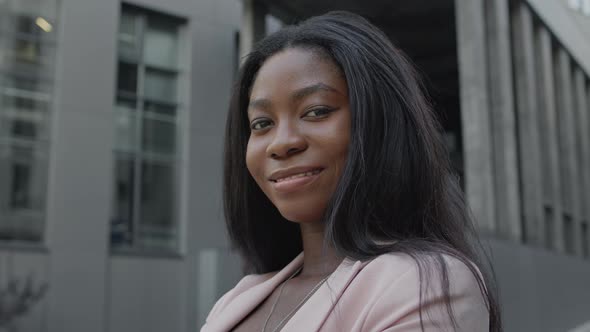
[276,204,326,224]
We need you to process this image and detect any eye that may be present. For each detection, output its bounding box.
[250,118,273,130]
[303,107,334,118]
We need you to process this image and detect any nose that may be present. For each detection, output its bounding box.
[266,120,307,159]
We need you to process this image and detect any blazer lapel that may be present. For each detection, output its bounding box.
[204,253,305,332]
[281,257,366,332]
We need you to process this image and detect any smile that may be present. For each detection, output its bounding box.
[273,169,323,183]
[269,167,324,193]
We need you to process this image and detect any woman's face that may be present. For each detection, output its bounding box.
[246,48,351,224]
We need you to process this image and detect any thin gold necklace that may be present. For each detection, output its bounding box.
[262,266,330,332]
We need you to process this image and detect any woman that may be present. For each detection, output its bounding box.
[202,11,501,332]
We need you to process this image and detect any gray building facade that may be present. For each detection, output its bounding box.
[0,0,242,331]
[0,0,589,331]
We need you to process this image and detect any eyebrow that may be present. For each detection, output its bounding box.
[248,83,342,111]
[292,82,340,101]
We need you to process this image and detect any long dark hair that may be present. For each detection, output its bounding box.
[223,11,501,331]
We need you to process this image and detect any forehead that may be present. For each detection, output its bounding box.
[250,48,346,99]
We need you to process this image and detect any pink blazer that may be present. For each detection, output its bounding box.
[201,252,489,331]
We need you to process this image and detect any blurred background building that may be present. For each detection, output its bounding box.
[0,0,588,331]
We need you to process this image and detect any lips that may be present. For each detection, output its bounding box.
[268,166,324,193]
[269,167,324,182]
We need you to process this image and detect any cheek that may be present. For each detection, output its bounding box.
[325,117,350,181]
[335,113,351,161]
[246,139,276,203]
[317,115,350,162]
[245,138,265,181]
[245,140,256,177]
[328,141,349,186]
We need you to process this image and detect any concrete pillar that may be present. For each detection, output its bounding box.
[455,0,496,233]
[573,69,589,257]
[554,48,582,256]
[510,2,544,245]
[535,26,564,252]
[587,83,590,256]
[44,0,118,330]
[485,0,522,242]
[240,0,266,61]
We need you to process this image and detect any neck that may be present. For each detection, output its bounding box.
[298,222,343,279]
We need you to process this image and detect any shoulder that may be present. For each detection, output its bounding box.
[352,251,486,295]
[361,251,485,286]
[353,252,489,331]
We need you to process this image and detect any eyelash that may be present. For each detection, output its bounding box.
[251,119,272,130]
[303,107,334,118]
[249,107,335,131]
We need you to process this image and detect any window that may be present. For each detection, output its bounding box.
[0,0,57,243]
[111,5,185,252]
[568,0,590,15]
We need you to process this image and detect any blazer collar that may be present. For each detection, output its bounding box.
[281,256,364,331]
[206,252,366,332]
[206,252,304,332]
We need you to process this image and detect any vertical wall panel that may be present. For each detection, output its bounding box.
[554,49,582,256]
[45,0,118,331]
[455,0,496,233]
[587,83,590,257]
[535,26,564,252]
[525,0,590,76]
[486,0,522,242]
[574,69,590,257]
[511,2,544,245]
[185,0,242,330]
[587,83,590,256]
[240,0,267,60]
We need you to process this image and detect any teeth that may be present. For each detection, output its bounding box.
[275,169,321,183]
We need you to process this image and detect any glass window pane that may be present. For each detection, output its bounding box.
[0,144,47,242]
[11,162,31,208]
[0,35,56,68]
[0,112,47,141]
[141,116,175,155]
[118,12,139,61]
[144,19,178,69]
[4,73,52,94]
[0,0,57,244]
[16,15,37,35]
[116,61,138,95]
[115,94,136,109]
[11,118,37,139]
[8,61,52,83]
[15,38,41,63]
[0,40,6,68]
[119,12,137,37]
[114,104,137,152]
[10,0,60,22]
[0,116,8,138]
[12,14,56,42]
[7,94,40,111]
[0,87,49,115]
[144,68,176,103]
[6,145,46,210]
[112,7,183,252]
[110,155,135,247]
[144,100,176,116]
[138,161,176,250]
